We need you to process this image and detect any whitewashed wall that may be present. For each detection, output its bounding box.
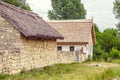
[57,34,93,59]
[58,45,86,52]
[83,33,93,59]
[57,44,93,59]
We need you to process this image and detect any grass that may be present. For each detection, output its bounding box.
[0,62,120,80]
[96,68,120,80]
[112,59,120,64]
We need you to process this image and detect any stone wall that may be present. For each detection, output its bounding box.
[57,51,86,63]
[0,15,86,74]
[0,15,58,74]
[0,40,58,74]
[57,51,75,63]
[21,39,58,71]
[0,15,24,74]
[0,52,22,74]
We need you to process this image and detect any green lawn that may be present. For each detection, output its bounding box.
[0,62,120,80]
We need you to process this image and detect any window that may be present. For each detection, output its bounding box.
[70,46,74,52]
[57,46,62,51]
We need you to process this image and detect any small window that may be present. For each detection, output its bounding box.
[57,46,62,51]
[70,46,74,52]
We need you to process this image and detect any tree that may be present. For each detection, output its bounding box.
[2,0,31,11]
[114,0,120,19]
[93,27,120,61]
[110,47,120,59]
[48,0,86,20]
[99,28,119,52]
[94,23,100,33]
[113,0,120,31]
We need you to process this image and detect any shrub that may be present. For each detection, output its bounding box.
[102,52,109,61]
[110,47,120,59]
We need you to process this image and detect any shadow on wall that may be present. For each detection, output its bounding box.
[57,51,86,63]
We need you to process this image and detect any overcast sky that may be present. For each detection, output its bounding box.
[27,0,118,31]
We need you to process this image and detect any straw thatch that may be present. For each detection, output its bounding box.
[47,19,96,45]
[0,2,63,40]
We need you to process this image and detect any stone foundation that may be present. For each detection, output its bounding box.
[57,51,75,63]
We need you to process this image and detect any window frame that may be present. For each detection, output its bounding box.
[57,46,62,51]
[69,46,75,52]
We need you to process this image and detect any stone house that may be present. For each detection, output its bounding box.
[47,20,96,61]
[0,2,63,74]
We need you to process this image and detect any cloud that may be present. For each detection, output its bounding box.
[82,0,118,31]
[27,0,52,10]
[26,0,52,19]
[27,0,118,31]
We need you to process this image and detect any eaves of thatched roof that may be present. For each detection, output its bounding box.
[0,2,64,40]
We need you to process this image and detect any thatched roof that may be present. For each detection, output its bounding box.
[47,19,96,45]
[0,2,63,40]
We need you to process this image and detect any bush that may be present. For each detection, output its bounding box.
[112,59,120,64]
[93,46,108,61]
[102,52,109,61]
[110,47,120,59]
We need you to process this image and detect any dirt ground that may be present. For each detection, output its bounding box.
[86,62,120,68]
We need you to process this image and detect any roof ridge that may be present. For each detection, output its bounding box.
[0,2,42,19]
[47,19,93,23]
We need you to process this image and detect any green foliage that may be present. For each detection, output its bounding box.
[113,0,120,19]
[93,24,120,62]
[110,47,120,59]
[2,0,31,11]
[94,68,120,80]
[102,52,109,61]
[0,74,10,79]
[112,59,120,63]
[113,0,120,31]
[93,43,104,61]
[0,63,120,80]
[94,24,100,33]
[93,25,120,61]
[116,22,120,31]
[99,28,119,52]
[48,0,86,20]
[21,5,31,11]
[93,44,109,61]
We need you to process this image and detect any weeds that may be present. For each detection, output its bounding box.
[0,63,120,80]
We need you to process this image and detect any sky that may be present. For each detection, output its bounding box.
[27,0,118,31]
